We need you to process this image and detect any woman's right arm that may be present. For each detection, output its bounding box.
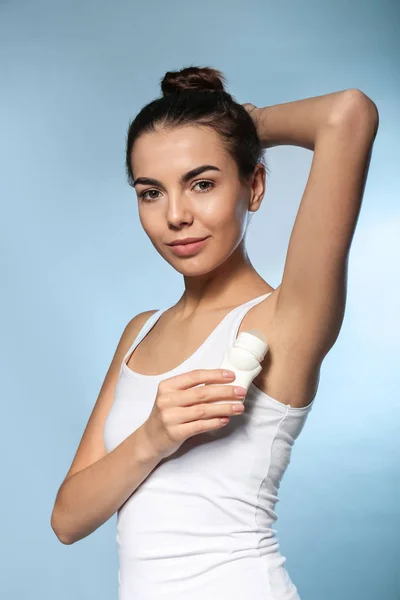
[50,310,162,545]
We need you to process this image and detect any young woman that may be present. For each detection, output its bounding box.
[51,66,379,599]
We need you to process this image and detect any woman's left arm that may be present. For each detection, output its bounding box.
[248,89,379,360]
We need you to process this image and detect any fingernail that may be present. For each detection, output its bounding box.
[223,371,235,378]
[235,387,247,396]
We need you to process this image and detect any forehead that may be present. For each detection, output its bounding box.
[131,125,232,176]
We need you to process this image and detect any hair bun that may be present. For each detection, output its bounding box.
[160,65,227,96]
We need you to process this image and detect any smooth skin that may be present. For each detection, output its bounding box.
[51,89,378,544]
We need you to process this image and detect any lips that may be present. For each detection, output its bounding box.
[168,237,208,246]
[167,236,210,256]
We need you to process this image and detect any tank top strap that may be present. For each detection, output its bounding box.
[123,309,165,364]
[227,291,273,347]
[122,292,274,366]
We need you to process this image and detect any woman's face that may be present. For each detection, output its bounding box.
[130,125,265,276]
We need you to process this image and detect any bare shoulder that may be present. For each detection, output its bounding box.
[59,309,159,485]
[124,309,160,343]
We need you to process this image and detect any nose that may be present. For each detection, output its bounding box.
[166,195,194,229]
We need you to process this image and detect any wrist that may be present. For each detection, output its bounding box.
[136,423,163,463]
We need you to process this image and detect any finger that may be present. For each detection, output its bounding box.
[179,416,231,438]
[185,383,246,406]
[197,399,245,419]
[176,399,244,424]
[160,369,235,392]
[242,102,257,112]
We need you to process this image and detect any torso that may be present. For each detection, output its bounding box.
[125,286,322,409]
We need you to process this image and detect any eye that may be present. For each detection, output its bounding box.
[139,180,215,203]
[139,189,160,202]
[193,180,215,193]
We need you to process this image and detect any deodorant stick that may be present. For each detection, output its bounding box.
[213,328,269,406]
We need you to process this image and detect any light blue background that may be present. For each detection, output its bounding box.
[1,1,399,598]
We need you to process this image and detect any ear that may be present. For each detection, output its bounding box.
[248,164,266,213]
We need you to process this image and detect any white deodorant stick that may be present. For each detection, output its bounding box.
[212,328,269,406]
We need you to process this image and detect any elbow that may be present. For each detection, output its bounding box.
[349,89,379,138]
[50,509,74,545]
[329,89,379,140]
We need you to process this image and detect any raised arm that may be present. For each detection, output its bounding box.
[246,89,379,360]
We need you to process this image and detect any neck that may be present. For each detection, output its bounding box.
[177,241,271,318]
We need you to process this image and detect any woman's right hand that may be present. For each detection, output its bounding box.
[141,369,247,460]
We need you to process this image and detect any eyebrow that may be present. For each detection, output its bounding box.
[132,164,222,189]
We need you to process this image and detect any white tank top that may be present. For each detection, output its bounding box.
[104,292,316,600]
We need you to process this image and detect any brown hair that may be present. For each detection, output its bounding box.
[125,65,266,187]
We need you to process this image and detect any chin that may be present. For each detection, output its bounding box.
[169,260,215,277]
[169,253,233,278]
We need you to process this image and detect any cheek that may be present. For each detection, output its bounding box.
[139,208,158,232]
[203,192,244,224]
[211,196,248,234]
